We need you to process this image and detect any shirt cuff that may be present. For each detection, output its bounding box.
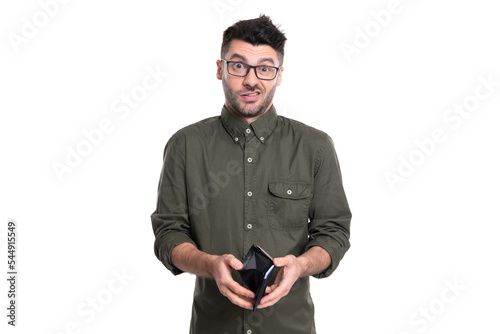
[153,230,197,276]
[304,237,349,279]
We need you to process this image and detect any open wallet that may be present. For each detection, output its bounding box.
[238,245,276,311]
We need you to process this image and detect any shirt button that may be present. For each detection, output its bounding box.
[234,137,239,142]
[247,224,252,229]
[246,129,251,134]
[247,330,252,334]
[287,189,292,195]
[259,136,264,141]
[247,157,252,163]
[247,191,252,197]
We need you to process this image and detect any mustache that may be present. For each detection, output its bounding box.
[238,86,262,94]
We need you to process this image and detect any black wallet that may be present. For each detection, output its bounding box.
[238,245,276,311]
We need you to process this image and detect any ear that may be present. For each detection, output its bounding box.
[216,59,223,80]
[276,66,284,86]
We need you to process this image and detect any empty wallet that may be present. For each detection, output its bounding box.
[238,245,276,311]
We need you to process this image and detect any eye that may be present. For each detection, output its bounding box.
[260,66,270,72]
[233,62,245,69]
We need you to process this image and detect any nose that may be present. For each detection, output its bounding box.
[242,67,260,88]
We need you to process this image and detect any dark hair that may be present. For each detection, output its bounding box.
[221,15,287,65]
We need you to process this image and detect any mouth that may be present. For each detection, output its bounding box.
[240,91,261,102]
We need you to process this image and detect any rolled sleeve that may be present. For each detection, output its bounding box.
[151,133,197,275]
[306,136,351,278]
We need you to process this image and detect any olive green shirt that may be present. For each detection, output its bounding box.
[151,105,351,334]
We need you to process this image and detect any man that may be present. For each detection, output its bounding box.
[151,15,351,333]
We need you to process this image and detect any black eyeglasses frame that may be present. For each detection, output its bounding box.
[220,59,281,80]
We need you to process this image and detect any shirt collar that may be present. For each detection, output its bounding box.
[220,104,278,144]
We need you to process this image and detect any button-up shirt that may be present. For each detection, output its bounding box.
[151,105,351,334]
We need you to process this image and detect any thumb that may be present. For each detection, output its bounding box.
[273,257,287,267]
[229,256,243,270]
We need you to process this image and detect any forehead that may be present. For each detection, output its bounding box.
[224,39,279,64]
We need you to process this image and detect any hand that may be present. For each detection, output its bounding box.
[257,255,305,309]
[209,254,256,309]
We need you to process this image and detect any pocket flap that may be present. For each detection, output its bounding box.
[268,181,312,199]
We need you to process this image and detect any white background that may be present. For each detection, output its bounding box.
[1,0,499,333]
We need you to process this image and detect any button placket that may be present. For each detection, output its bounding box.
[243,136,258,264]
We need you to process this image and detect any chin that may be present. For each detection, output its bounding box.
[239,106,264,118]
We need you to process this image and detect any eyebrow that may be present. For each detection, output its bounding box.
[229,53,276,66]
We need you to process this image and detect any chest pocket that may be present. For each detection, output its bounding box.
[267,180,313,230]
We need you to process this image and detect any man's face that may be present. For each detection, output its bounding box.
[217,40,283,121]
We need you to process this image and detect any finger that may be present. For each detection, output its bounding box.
[219,279,255,309]
[265,281,280,294]
[258,277,293,308]
[223,254,243,270]
[273,257,285,267]
[230,281,255,299]
[222,276,255,299]
[273,255,294,267]
[221,287,255,309]
[257,287,286,309]
[229,257,243,270]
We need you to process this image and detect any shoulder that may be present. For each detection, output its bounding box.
[175,116,220,137]
[168,116,220,143]
[162,116,219,155]
[277,115,332,145]
[277,116,336,172]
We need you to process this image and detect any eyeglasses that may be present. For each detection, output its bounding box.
[221,59,281,80]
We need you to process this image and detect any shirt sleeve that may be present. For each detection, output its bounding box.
[151,132,197,275]
[305,135,352,278]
